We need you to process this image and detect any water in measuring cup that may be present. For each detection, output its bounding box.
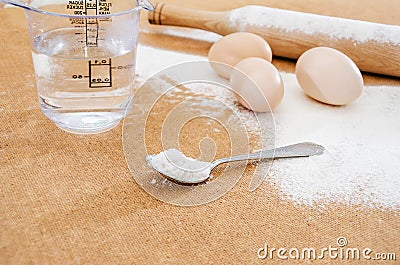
[31,28,136,134]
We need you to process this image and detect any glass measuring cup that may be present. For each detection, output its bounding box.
[0,0,153,134]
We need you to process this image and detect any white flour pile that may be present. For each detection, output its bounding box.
[146,148,211,183]
[229,6,400,45]
[135,43,400,210]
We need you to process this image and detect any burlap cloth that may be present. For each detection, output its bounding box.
[1,0,399,264]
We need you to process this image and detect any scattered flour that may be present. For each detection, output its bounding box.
[136,45,265,138]
[229,6,400,45]
[135,43,400,210]
[141,27,221,43]
[146,148,211,183]
[272,74,400,209]
[136,45,205,82]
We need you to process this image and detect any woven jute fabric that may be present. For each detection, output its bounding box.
[1,0,399,264]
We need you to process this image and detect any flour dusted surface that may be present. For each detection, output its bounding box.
[272,73,400,209]
[136,43,400,210]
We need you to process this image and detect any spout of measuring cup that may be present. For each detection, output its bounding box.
[0,0,30,10]
[0,0,18,10]
[138,0,154,11]
[0,0,9,9]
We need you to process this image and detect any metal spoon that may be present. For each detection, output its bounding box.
[146,142,325,185]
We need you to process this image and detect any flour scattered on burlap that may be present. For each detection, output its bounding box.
[136,43,400,210]
[271,74,400,210]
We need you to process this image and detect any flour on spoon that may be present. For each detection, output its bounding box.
[146,149,212,183]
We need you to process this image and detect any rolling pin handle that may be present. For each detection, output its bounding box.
[148,2,165,25]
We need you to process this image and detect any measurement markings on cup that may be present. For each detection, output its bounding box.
[68,0,111,46]
[89,59,112,88]
[72,60,134,88]
[68,0,123,89]
[84,0,99,47]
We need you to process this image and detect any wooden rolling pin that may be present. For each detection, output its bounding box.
[148,3,400,77]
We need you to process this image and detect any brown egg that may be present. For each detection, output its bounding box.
[208,32,273,79]
[230,57,284,112]
[295,47,364,105]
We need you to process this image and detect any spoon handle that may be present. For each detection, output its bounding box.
[212,142,324,166]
